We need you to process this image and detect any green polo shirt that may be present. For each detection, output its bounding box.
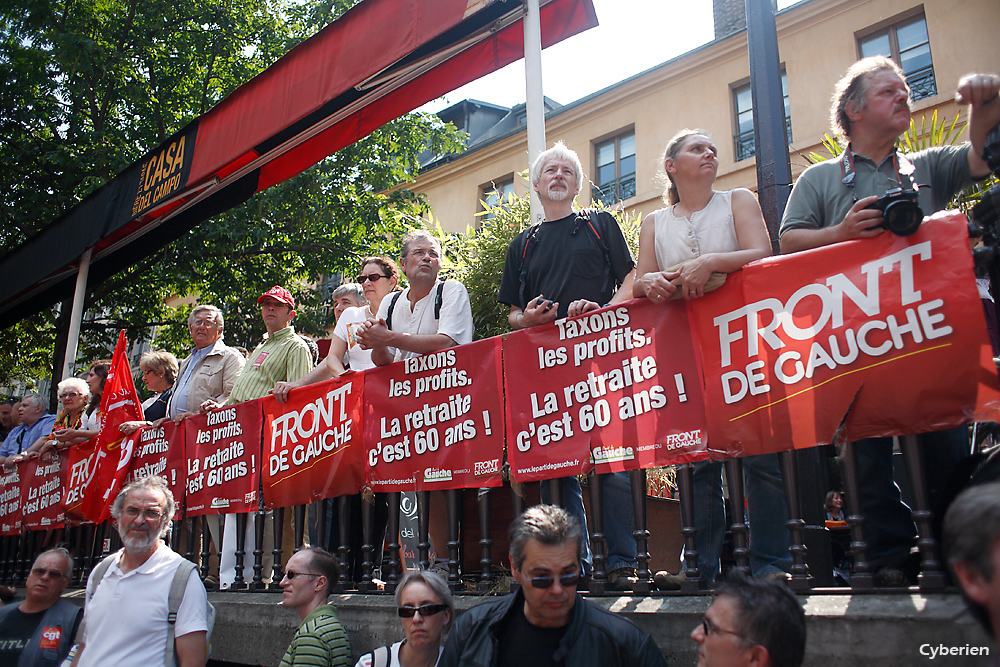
[278,604,351,667]
[228,326,313,404]
[780,143,974,238]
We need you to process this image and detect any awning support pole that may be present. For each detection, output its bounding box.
[63,247,92,380]
[524,0,546,224]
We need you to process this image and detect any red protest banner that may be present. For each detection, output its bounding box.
[94,421,188,522]
[0,464,23,535]
[689,211,1000,455]
[62,438,102,521]
[504,300,709,481]
[79,330,144,520]
[184,402,262,515]
[20,454,66,530]
[364,338,505,491]
[261,374,365,509]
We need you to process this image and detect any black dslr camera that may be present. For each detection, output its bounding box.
[866,186,923,236]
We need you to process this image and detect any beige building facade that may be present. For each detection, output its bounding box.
[406,0,1000,234]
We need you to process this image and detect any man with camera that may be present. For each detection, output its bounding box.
[780,56,1000,586]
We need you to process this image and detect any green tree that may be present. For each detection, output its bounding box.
[0,0,463,381]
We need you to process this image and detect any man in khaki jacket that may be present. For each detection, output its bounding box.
[166,304,245,420]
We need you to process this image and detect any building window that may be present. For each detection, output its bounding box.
[592,131,636,204]
[858,13,936,101]
[480,177,515,226]
[732,72,791,162]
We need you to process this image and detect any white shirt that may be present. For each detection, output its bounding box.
[375,280,474,363]
[79,543,208,667]
[334,305,377,371]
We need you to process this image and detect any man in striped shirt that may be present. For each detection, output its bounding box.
[200,285,314,588]
[278,547,351,667]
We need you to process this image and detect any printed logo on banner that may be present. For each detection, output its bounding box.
[0,465,22,534]
[365,338,506,491]
[131,123,196,218]
[504,300,709,481]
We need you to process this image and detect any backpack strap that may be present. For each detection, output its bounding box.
[584,209,613,295]
[433,279,446,320]
[385,291,404,331]
[165,559,198,667]
[387,280,447,329]
[517,223,543,309]
[77,554,117,646]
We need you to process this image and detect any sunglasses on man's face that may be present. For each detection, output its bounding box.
[527,572,582,589]
[397,603,447,618]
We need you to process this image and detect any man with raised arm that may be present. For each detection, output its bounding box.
[780,57,1000,585]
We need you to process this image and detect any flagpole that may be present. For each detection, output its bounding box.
[63,247,92,381]
[524,0,545,224]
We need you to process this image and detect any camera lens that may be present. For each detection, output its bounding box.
[883,200,923,236]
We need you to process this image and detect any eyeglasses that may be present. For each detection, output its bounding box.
[397,603,447,618]
[30,567,67,580]
[408,248,440,260]
[527,573,582,589]
[356,273,389,284]
[702,616,745,640]
[59,392,83,399]
[283,570,322,580]
[123,506,164,522]
[190,319,218,329]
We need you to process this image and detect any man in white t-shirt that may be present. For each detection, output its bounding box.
[75,477,208,667]
[357,230,473,362]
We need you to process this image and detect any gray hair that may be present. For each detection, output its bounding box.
[111,476,175,538]
[188,305,225,330]
[508,505,583,570]
[35,547,74,579]
[395,569,453,626]
[530,141,584,193]
[19,393,46,410]
[944,481,1000,634]
[56,377,90,401]
[714,571,806,667]
[830,56,907,143]
[332,283,367,306]
[400,229,440,260]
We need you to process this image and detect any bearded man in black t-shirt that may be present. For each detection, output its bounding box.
[498,141,638,591]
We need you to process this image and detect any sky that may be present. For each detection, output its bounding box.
[419,0,799,114]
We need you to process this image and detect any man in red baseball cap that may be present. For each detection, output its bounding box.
[201,284,313,589]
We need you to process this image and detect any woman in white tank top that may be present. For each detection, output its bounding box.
[633,129,771,301]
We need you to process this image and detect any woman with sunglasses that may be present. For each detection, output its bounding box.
[119,350,180,435]
[357,570,452,667]
[270,256,401,403]
[17,377,90,463]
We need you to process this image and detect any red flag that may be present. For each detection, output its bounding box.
[84,330,144,521]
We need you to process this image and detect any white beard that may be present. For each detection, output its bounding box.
[547,187,569,202]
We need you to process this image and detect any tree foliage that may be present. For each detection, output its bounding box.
[0,0,464,382]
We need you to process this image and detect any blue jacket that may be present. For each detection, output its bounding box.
[0,598,81,666]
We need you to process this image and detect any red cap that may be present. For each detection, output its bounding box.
[257,286,295,308]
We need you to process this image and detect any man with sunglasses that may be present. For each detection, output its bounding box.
[440,505,666,667]
[278,547,351,667]
[75,477,208,667]
[692,571,805,667]
[0,548,81,666]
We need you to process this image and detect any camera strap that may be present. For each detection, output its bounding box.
[840,144,918,196]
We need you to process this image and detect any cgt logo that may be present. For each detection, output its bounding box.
[474,459,500,476]
[39,626,61,650]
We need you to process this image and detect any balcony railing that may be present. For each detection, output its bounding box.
[733,119,793,162]
[592,174,636,205]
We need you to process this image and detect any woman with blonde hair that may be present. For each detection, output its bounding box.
[637,129,789,590]
[119,350,180,435]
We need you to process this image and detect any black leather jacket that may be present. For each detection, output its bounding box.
[438,589,667,667]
